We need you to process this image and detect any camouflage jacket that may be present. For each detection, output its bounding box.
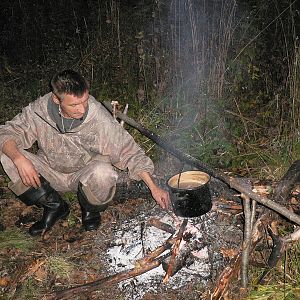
[0,93,154,180]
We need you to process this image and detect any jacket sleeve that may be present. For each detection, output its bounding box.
[0,102,38,154]
[98,118,154,181]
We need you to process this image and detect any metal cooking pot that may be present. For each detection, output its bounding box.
[167,170,212,218]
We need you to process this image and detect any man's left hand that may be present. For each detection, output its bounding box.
[139,171,171,209]
[150,185,170,209]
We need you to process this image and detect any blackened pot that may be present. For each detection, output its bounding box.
[167,170,212,218]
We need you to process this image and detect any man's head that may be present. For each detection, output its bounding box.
[50,69,89,100]
[50,70,90,119]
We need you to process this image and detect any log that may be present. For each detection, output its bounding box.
[273,160,300,204]
[163,219,188,283]
[255,161,300,284]
[134,235,177,268]
[162,248,193,277]
[102,101,300,226]
[44,252,171,300]
[147,218,176,234]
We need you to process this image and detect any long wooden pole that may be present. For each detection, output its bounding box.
[102,101,300,225]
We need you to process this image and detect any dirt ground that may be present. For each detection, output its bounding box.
[0,167,253,300]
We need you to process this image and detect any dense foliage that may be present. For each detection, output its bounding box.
[0,0,299,177]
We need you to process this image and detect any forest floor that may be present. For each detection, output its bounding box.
[1,165,294,300]
[0,167,259,300]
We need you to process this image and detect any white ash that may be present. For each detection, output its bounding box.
[105,208,217,300]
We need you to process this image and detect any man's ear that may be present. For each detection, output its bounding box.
[52,93,60,104]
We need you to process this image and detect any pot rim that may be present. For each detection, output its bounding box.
[167,170,210,191]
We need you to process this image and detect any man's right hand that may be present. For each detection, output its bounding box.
[2,139,41,188]
[14,156,41,188]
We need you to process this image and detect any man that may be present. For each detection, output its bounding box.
[0,69,170,236]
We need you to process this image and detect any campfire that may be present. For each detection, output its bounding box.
[44,196,243,300]
[102,205,235,300]
[107,211,210,282]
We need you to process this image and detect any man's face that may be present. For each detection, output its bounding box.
[52,91,89,119]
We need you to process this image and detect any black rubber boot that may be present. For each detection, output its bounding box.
[18,177,70,236]
[77,182,108,232]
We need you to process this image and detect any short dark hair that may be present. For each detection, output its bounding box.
[50,70,89,100]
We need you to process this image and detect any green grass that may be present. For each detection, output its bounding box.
[46,255,75,280]
[0,228,35,252]
[247,242,300,300]
[247,284,300,300]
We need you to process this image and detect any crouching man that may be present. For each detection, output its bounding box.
[0,69,169,236]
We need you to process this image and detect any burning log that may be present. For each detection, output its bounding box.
[46,219,193,299]
[134,235,177,268]
[163,218,188,283]
[162,248,193,277]
[102,101,300,226]
[147,217,176,234]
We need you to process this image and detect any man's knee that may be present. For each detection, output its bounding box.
[90,162,118,184]
[79,161,118,206]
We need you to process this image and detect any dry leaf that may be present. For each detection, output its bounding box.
[33,267,47,282]
[220,248,238,259]
[0,276,10,287]
[290,197,298,205]
[252,185,271,196]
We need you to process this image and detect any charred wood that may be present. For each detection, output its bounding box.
[147,217,176,234]
[163,219,188,283]
[257,226,284,284]
[162,250,193,277]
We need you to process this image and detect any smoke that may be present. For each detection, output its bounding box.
[160,0,237,164]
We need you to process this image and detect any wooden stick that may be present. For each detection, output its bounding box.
[210,252,242,300]
[102,101,300,226]
[241,194,251,287]
[147,218,176,234]
[162,218,188,283]
[283,226,300,243]
[44,253,171,300]
[135,236,177,268]
[120,103,128,127]
[210,237,261,300]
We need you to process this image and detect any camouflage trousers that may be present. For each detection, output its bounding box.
[0,150,118,206]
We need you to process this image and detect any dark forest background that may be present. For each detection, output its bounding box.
[1,2,300,299]
[0,0,300,179]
